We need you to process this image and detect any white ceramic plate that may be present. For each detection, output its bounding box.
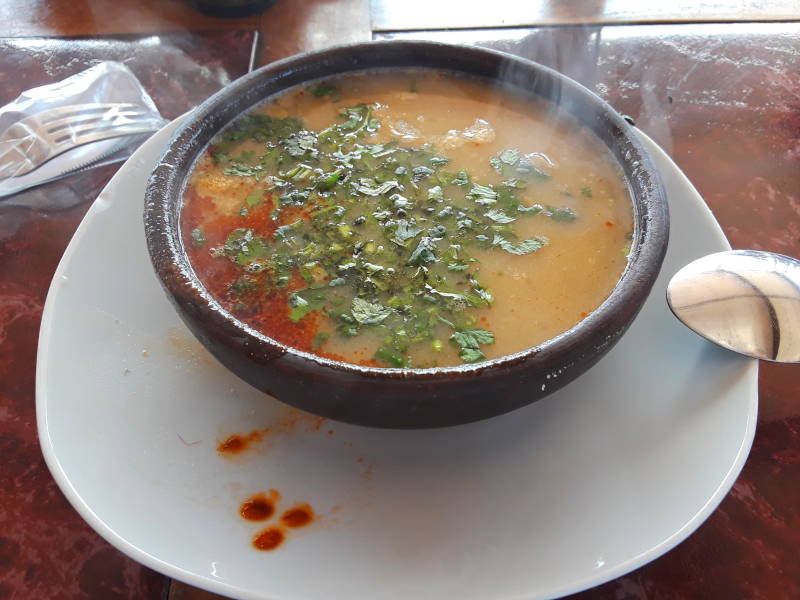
[37,118,757,600]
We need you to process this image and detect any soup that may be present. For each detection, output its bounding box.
[181,71,633,368]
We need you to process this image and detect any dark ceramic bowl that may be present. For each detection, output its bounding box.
[144,40,669,429]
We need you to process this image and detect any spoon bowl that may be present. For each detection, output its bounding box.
[667,249,800,362]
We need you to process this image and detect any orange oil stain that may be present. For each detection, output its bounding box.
[240,489,281,521]
[217,430,263,455]
[216,408,328,457]
[252,527,284,551]
[280,504,315,528]
[242,491,318,552]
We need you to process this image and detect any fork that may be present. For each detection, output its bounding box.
[0,102,162,179]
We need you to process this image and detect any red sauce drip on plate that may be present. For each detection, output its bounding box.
[280,504,314,528]
[240,493,276,521]
[238,490,316,550]
[253,528,284,551]
[217,430,263,455]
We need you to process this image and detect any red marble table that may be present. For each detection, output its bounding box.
[1,11,799,600]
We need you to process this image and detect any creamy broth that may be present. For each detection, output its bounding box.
[182,71,633,368]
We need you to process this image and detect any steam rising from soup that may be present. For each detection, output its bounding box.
[181,70,633,368]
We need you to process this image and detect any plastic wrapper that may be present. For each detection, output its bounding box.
[0,61,167,198]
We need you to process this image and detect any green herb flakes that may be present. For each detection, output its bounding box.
[407,237,438,266]
[374,346,407,368]
[312,84,340,100]
[352,297,392,325]
[484,208,515,223]
[391,220,423,246]
[548,206,577,222]
[224,163,263,178]
[221,114,302,145]
[412,165,435,181]
[467,183,497,205]
[228,277,256,297]
[499,149,520,166]
[202,92,583,366]
[450,329,495,363]
[427,185,444,202]
[288,293,311,322]
[355,178,400,197]
[493,235,549,255]
[312,331,330,350]
[451,171,469,186]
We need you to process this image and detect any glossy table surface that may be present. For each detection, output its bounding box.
[1,2,799,599]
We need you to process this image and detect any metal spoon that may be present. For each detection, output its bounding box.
[667,250,800,363]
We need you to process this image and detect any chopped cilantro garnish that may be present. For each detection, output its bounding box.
[548,206,577,222]
[374,346,408,368]
[336,104,378,135]
[407,237,438,266]
[222,228,270,265]
[517,203,543,214]
[502,178,527,189]
[427,185,444,202]
[484,208,515,223]
[228,276,256,297]
[622,232,633,257]
[412,165,435,181]
[283,131,318,158]
[224,163,263,178]
[491,149,550,180]
[221,114,302,145]
[202,88,582,366]
[493,235,549,255]
[391,220,423,246]
[288,289,327,322]
[312,331,330,350]
[452,329,495,348]
[288,293,311,322]
[312,84,340,100]
[499,149,520,166]
[458,347,485,363]
[450,329,495,363]
[450,171,469,186]
[467,183,497,205]
[355,178,399,196]
[318,169,343,190]
[274,220,303,242]
[352,297,392,325]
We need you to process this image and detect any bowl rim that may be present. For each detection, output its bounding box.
[145,39,669,380]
